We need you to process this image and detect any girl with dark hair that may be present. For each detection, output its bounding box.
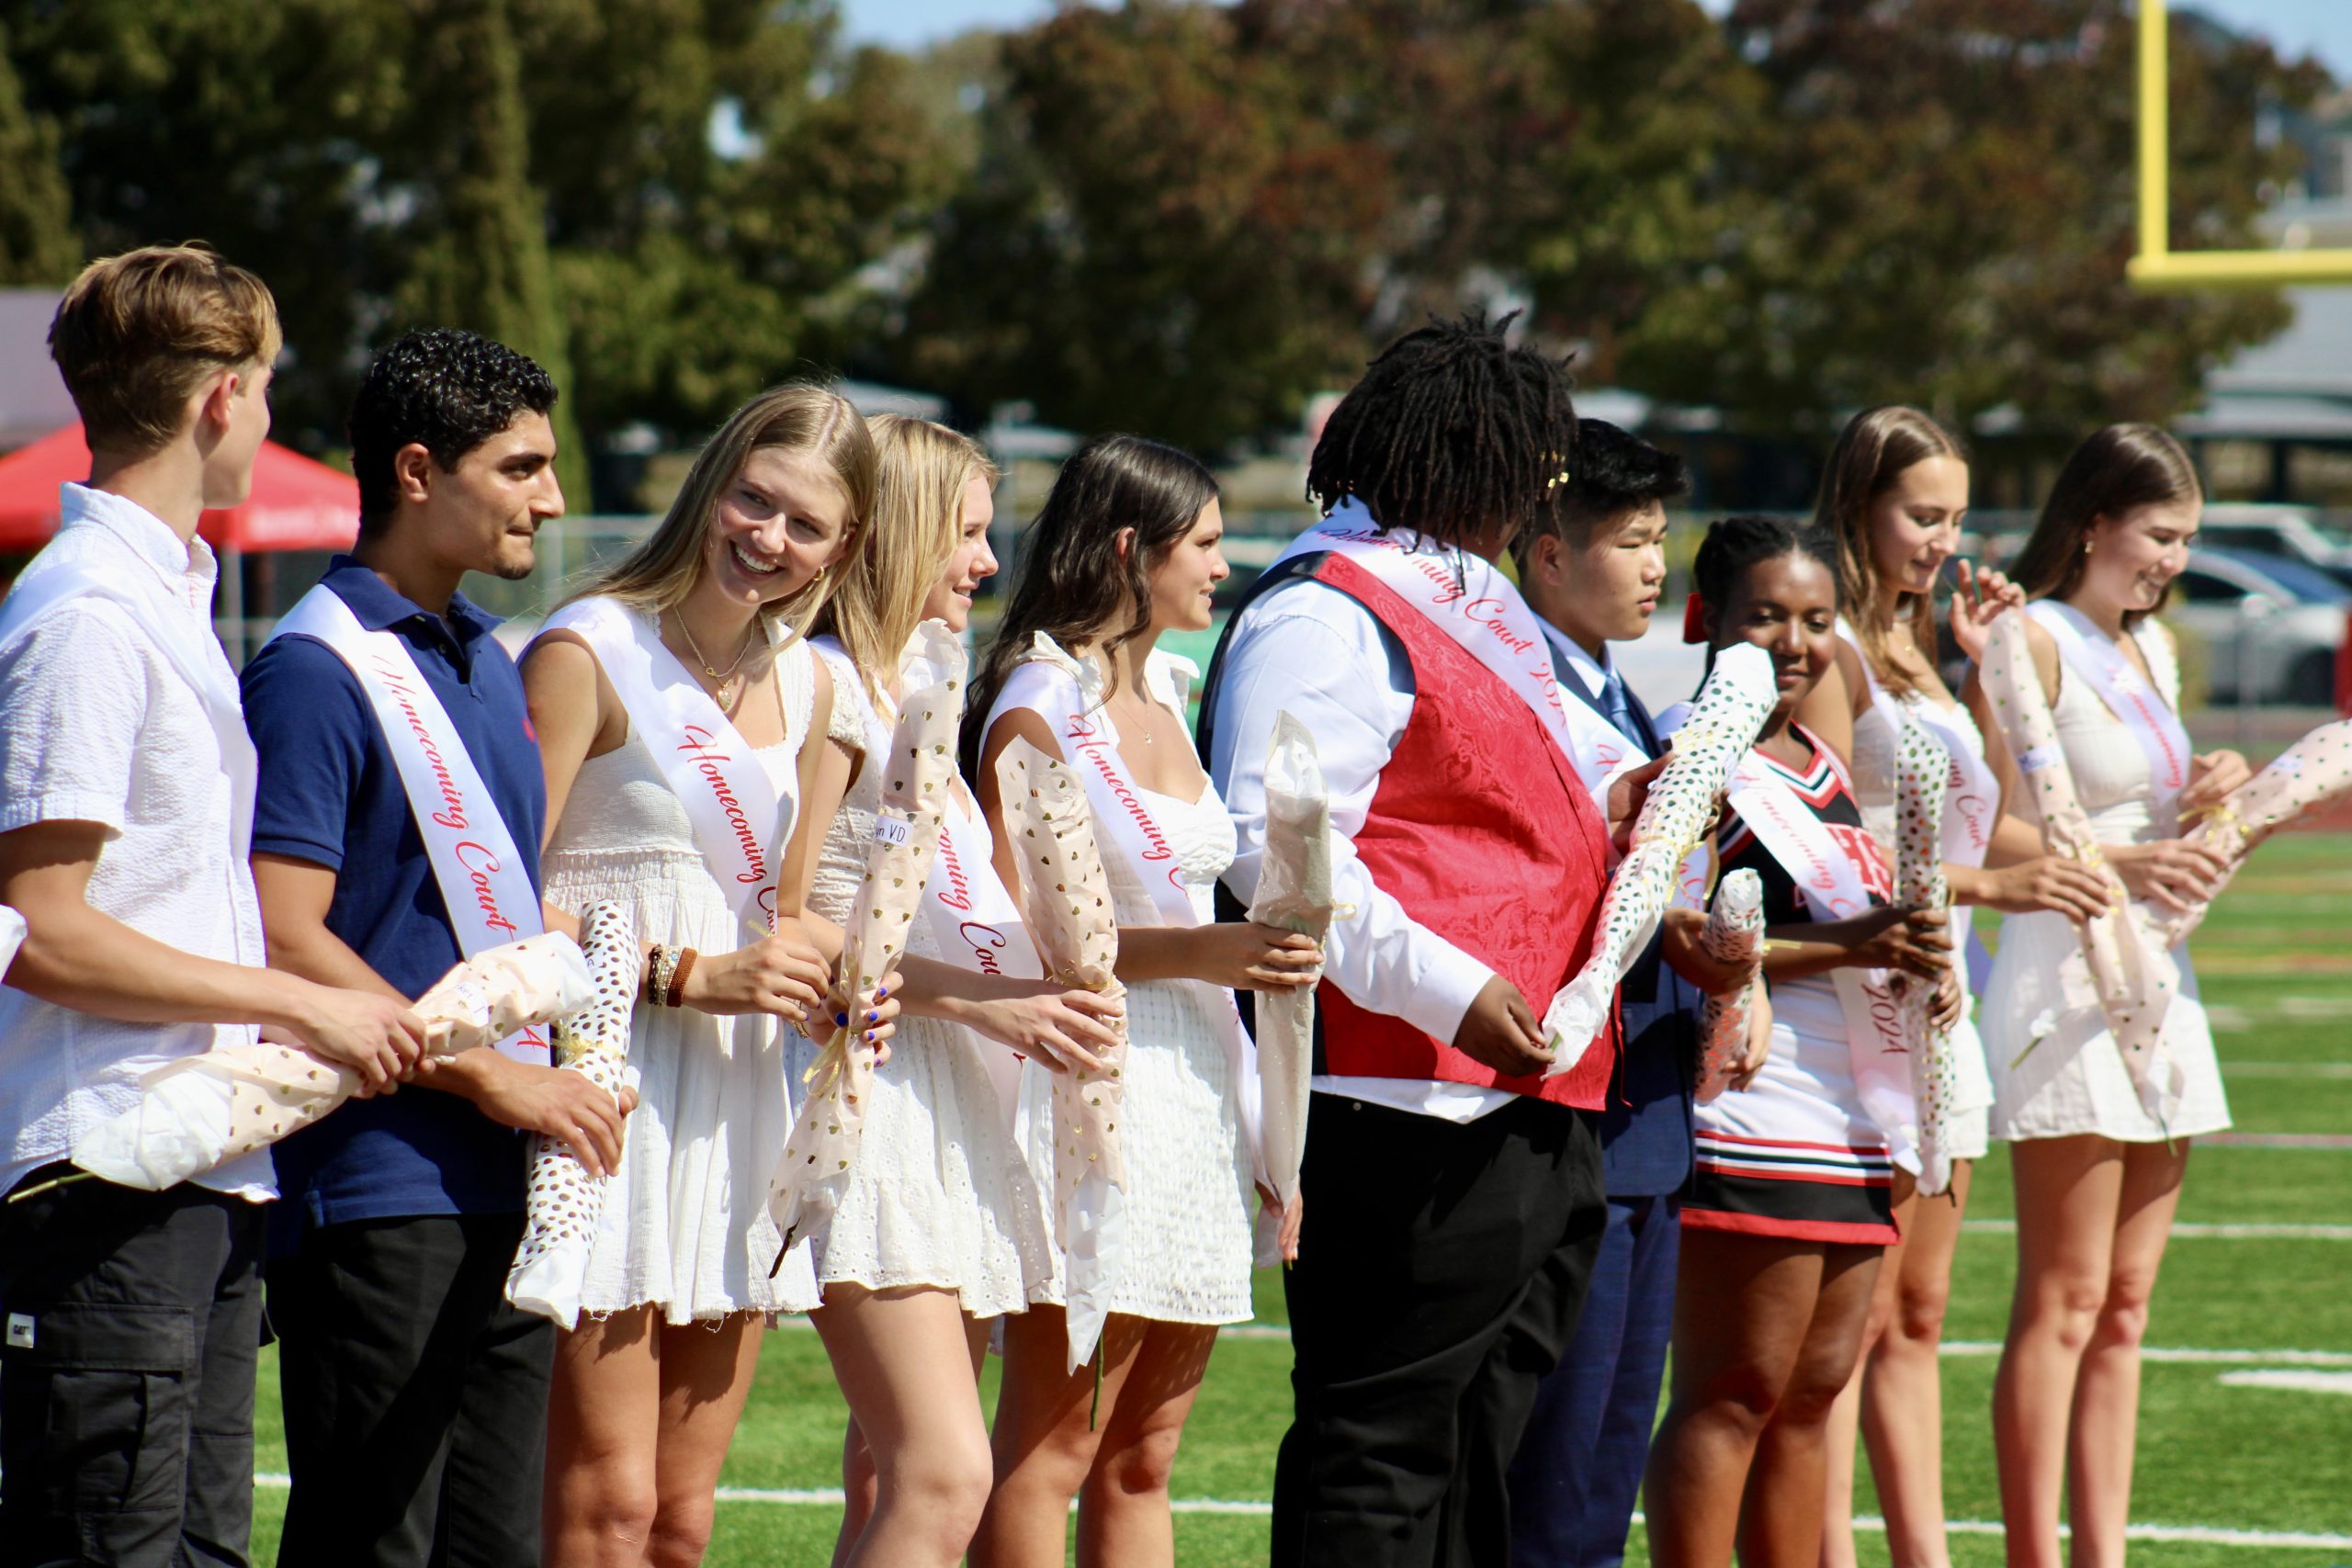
[967,434,1319,1568]
[1803,408,2109,1568]
[1965,424,2248,1568]
[1645,517,1961,1568]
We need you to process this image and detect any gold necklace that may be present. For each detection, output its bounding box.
[673,609,758,709]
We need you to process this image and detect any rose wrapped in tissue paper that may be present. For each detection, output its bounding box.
[506,902,641,1326]
[764,637,965,1265]
[72,932,594,1192]
[1694,870,1766,1103]
[1244,712,1339,1265]
[1977,611,2183,1127]
[993,735,1131,1375]
[1543,644,1778,1073]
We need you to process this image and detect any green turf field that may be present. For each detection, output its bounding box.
[246,834,2352,1566]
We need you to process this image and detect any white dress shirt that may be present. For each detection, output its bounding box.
[1208,533,1517,1122]
[0,485,273,1200]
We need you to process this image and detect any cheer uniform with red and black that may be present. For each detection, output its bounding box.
[1685,728,1902,1246]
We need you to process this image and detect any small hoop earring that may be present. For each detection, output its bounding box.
[813,565,828,584]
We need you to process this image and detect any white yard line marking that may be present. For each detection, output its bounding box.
[2218,1370,2352,1396]
[1962,1219,2352,1239]
[1940,1341,2352,1366]
[2221,1062,2352,1077]
[251,1474,2352,1547]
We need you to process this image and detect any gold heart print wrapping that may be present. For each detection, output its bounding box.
[765,652,965,1265]
[992,735,1132,1375]
[1893,706,1962,1198]
[1977,611,2184,1128]
[71,932,596,1192]
[1543,643,1779,1073]
[1694,869,1765,1103]
[2155,716,2352,947]
[507,902,640,1326]
[1244,711,1337,1257]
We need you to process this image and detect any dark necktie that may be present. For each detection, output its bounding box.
[1600,667,1638,744]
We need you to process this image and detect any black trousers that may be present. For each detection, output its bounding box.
[267,1213,552,1568]
[0,1162,266,1568]
[1271,1093,1606,1568]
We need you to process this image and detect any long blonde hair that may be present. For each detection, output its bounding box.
[817,415,1000,705]
[1813,405,1966,696]
[566,383,877,642]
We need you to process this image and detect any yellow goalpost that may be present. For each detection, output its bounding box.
[2130,0,2352,289]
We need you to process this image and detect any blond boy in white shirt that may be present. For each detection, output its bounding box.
[0,244,422,1568]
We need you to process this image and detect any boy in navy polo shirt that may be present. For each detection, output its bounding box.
[241,329,625,1565]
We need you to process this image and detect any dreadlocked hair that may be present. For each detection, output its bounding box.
[961,434,1219,781]
[1693,514,1839,648]
[1306,310,1578,551]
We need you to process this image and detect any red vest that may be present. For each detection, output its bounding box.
[1312,553,1618,1110]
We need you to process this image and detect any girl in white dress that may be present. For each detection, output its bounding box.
[965,435,1320,1568]
[793,417,1123,1568]
[1964,423,2250,1568]
[1800,407,2111,1568]
[524,385,894,1568]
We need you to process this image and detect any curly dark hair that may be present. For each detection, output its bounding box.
[1306,310,1577,551]
[349,328,559,536]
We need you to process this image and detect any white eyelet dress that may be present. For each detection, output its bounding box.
[1010,653,1257,1326]
[792,643,1053,1316]
[1836,623,1997,1164]
[539,626,823,1322]
[1979,626,2231,1143]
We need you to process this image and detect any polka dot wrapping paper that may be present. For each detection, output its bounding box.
[2156,716,2352,947]
[1977,611,2184,1128]
[1894,706,1962,1197]
[1693,869,1764,1104]
[1543,643,1778,1072]
[507,901,641,1326]
[992,733,1131,1376]
[71,931,596,1193]
[764,646,967,1270]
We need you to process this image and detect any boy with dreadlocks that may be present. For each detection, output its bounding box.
[1202,315,1655,1568]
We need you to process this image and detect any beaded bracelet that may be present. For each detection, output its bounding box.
[666,947,698,1010]
[646,943,679,1008]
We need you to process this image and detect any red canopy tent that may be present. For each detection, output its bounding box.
[0,423,359,554]
[0,423,360,662]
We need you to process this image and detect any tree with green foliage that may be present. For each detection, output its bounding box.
[0,18,77,285]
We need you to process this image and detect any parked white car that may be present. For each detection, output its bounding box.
[2171,547,2347,705]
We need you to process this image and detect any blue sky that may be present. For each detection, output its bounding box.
[839,1,2352,78]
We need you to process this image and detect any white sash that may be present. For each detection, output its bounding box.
[1724,750,1921,1172]
[0,563,256,863]
[539,597,789,933]
[1270,504,1587,783]
[1538,622,1647,793]
[986,635,1267,1182]
[2027,601,2190,808]
[269,586,549,1066]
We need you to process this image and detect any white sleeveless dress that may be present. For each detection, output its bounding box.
[1011,654,1258,1325]
[540,627,822,1321]
[793,646,1053,1316]
[1979,625,2231,1143]
[1837,626,1997,1164]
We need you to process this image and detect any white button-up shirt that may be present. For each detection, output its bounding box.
[0,485,273,1200]
[1208,532,1517,1123]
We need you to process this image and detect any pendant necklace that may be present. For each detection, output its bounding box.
[674,609,757,711]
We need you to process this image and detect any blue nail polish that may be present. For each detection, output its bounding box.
[865,1010,878,1023]
[834,1011,847,1027]
[864,1030,876,1042]
[876,986,889,999]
